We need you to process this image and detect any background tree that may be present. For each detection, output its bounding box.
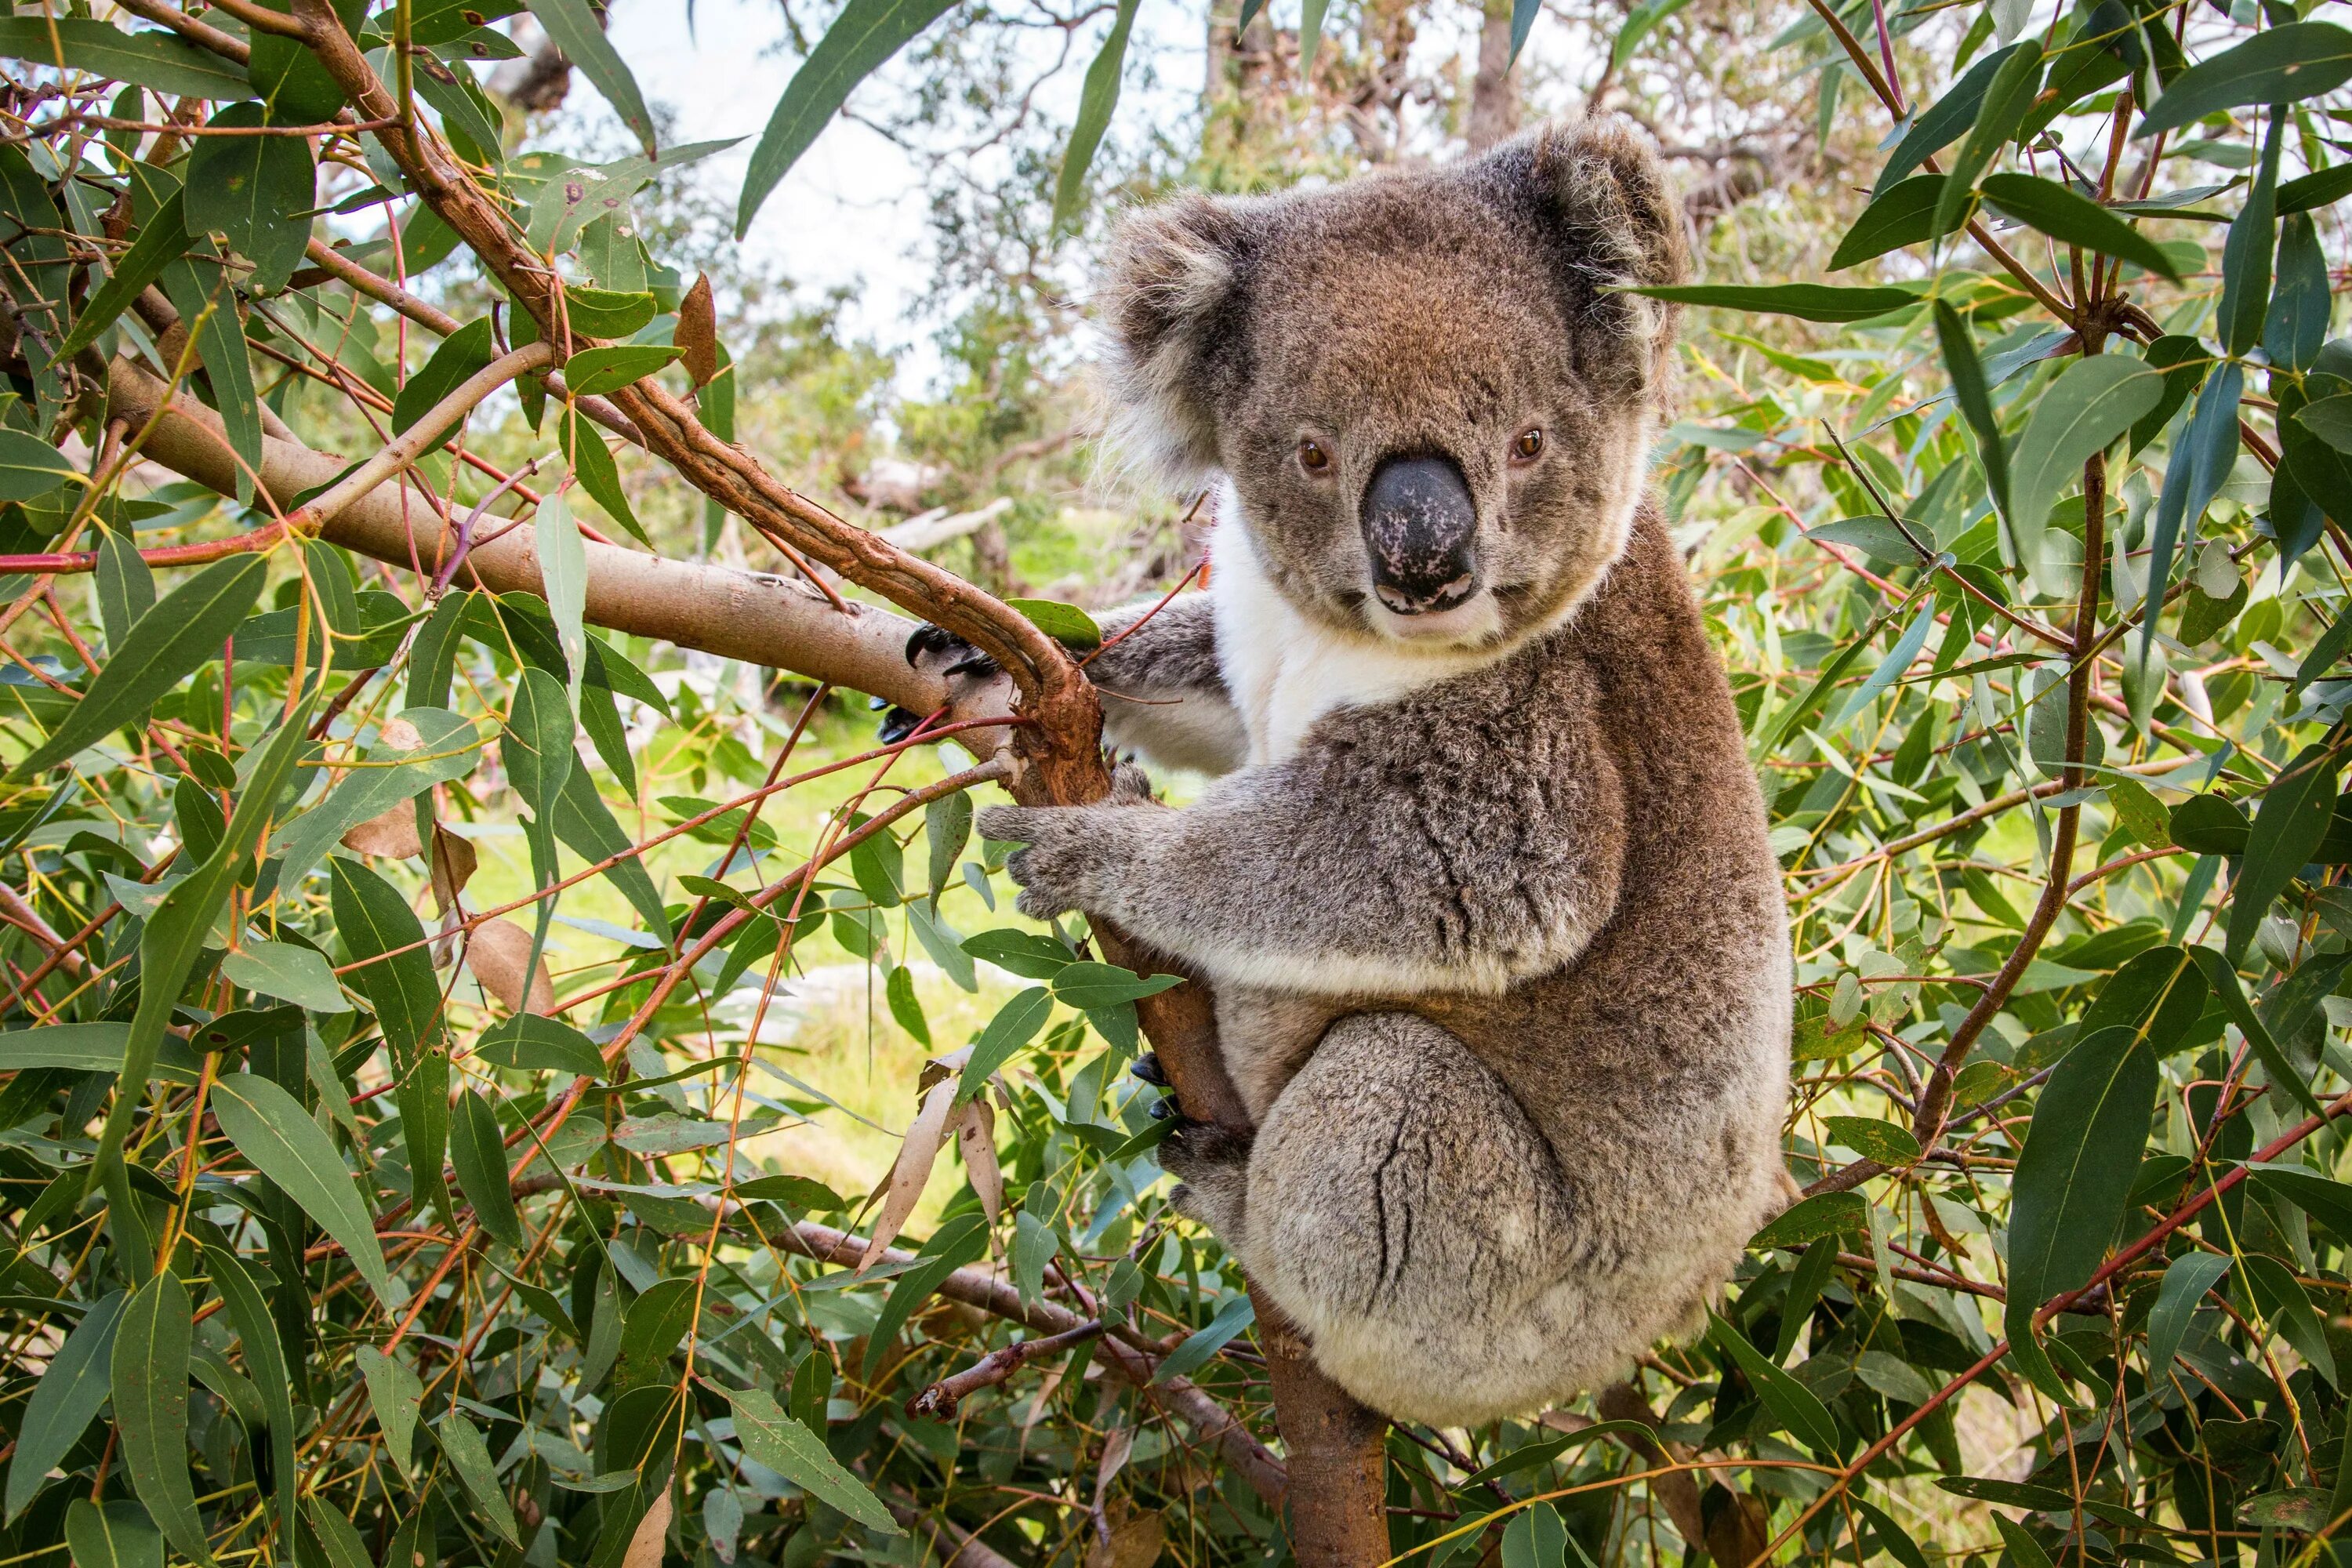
[1,0,2350,1565]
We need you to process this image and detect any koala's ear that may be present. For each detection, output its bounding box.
[1504,118,1690,392]
[1097,194,1247,487]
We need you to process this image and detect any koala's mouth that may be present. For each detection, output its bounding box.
[1363,587,1502,645]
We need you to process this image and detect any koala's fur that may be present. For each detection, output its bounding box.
[971,120,1792,1428]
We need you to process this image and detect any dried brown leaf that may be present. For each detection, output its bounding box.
[341,801,423,859]
[678,274,718,388]
[467,918,554,1015]
[429,822,478,916]
[956,1096,1001,1228]
[859,1075,959,1271]
[622,1486,672,1568]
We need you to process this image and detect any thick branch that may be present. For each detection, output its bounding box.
[102,355,936,707]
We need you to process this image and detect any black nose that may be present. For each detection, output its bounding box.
[1362,455,1479,614]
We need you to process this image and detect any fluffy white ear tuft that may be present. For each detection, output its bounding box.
[1094,193,1245,491]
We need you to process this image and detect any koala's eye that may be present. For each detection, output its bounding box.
[1298,438,1333,474]
[1512,428,1545,464]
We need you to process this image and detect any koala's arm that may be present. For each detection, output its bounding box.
[980,675,1624,996]
[1085,593,1248,777]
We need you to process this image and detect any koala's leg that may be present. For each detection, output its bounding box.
[1237,1011,1595,1428]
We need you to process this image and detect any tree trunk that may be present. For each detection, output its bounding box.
[1466,0,1521,151]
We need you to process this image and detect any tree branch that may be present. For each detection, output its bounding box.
[101,355,937,706]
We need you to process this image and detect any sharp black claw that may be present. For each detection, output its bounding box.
[1149,1092,1187,1122]
[946,654,998,681]
[906,622,968,665]
[877,707,924,745]
[1131,1052,1167,1087]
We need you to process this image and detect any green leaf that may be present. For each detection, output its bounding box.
[2227,744,2339,964]
[2005,357,2163,564]
[2134,21,2352,139]
[2004,1023,2156,1392]
[866,1214,989,1378]
[2241,1254,2338,1388]
[2248,1163,2352,1248]
[2220,112,2284,355]
[475,1013,608,1077]
[2140,361,2241,663]
[452,1087,523,1249]
[390,317,495,441]
[560,407,647,546]
[1619,283,1917,321]
[1931,39,2045,245]
[1005,597,1105,648]
[885,963,931,1045]
[155,238,260,499]
[195,1236,294,1531]
[1978,173,2183,280]
[560,343,682,397]
[1709,1312,1842,1454]
[5,1288,124,1520]
[960,927,1073,978]
[2280,162,2352,216]
[184,103,314,293]
[1875,41,2034,193]
[0,1021,198,1080]
[303,1499,372,1568]
[53,188,191,366]
[925,790,971,899]
[561,286,660,338]
[1155,1294,1254,1383]
[433,1411,521,1544]
[958,985,1054,1101]
[522,0,655,153]
[96,527,157,652]
[725,1386,902,1534]
[1933,299,2011,522]
[1822,1116,1920,1165]
[1051,0,1139,230]
[0,18,255,98]
[1992,1516,2056,1568]
[2145,1251,2230,1385]
[1828,174,1970,269]
[2298,394,2352,454]
[223,938,351,1012]
[64,1500,161,1568]
[113,1272,211,1566]
[212,1074,398,1309]
[329,856,444,1068]
[10,553,266,779]
[2186,946,2324,1117]
[553,764,670,938]
[93,685,315,1225]
[355,1346,422,1473]
[734,0,958,238]
[0,427,78,502]
[1751,1190,1866,1248]
[1050,961,1182,1010]
[1501,1501,1570,1568]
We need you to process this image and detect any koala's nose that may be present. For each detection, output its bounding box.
[1362,455,1479,615]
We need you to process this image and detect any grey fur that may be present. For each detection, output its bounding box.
[975,119,1791,1428]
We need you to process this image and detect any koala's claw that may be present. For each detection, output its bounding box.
[1147,1091,1188,1121]
[1131,1051,1167,1087]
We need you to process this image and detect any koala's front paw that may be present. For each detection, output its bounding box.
[975,804,1124,920]
[879,623,1015,744]
[1160,1117,1253,1241]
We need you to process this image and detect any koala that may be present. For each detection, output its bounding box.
[958,119,1793,1429]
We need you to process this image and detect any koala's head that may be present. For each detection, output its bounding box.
[1100,118,1688,652]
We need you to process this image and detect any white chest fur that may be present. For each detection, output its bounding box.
[1208,508,1489,765]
